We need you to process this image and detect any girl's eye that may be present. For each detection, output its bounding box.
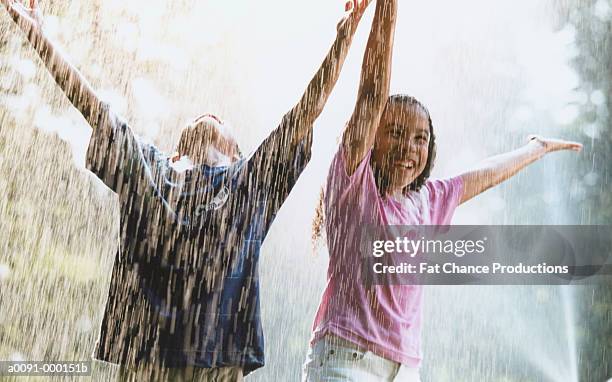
[391,129,402,138]
[415,136,428,144]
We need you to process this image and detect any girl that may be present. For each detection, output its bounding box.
[303,0,582,381]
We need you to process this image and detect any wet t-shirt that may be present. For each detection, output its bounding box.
[86,103,311,375]
[311,146,463,367]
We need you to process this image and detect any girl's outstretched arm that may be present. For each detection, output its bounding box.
[342,0,397,175]
[459,135,583,204]
[2,0,104,129]
[282,0,372,147]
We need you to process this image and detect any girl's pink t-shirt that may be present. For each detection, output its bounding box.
[311,147,464,367]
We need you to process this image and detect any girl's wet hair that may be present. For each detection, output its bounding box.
[311,94,437,248]
[385,94,437,193]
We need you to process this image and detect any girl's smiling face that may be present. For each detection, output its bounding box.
[371,101,431,196]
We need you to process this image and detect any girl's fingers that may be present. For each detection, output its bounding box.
[29,0,34,9]
[552,140,582,152]
[556,140,581,149]
[345,1,352,12]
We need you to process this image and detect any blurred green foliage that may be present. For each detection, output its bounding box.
[555,0,612,379]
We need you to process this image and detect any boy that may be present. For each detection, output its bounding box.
[2,0,371,380]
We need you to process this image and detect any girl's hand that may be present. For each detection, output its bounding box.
[528,134,583,153]
[337,0,371,33]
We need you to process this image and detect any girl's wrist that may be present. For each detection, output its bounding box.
[527,137,548,155]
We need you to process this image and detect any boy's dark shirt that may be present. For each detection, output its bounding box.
[86,104,311,374]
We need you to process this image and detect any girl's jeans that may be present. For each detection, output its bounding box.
[302,334,421,382]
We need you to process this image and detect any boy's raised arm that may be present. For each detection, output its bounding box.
[245,1,373,219]
[280,0,372,146]
[2,0,105,129]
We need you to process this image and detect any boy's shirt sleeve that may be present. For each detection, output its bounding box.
[85,103,160,195]
[243,122,313,219]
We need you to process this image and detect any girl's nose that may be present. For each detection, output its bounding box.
[409,143,418,153]
[405,139,418,154]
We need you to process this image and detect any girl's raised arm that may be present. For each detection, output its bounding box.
[342,0,397,175]
[2,0,104,129]
[459,135,583,204]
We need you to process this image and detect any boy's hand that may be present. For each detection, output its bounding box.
[4,0,43,30]
[337,0,371,33]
